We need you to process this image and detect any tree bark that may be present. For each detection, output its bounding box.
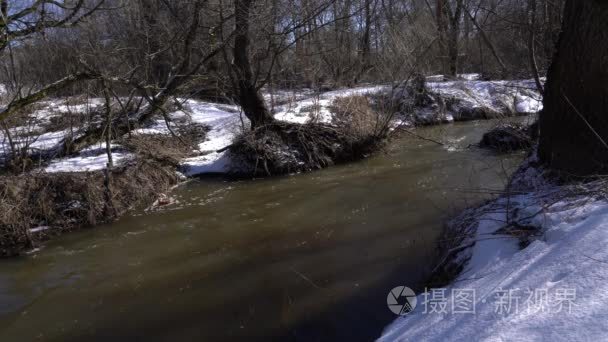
[0,72,96,121]
[436,0,449,75]
[233,0,274,128]
[0,0,7,42]
[538,0,608,176]
[361,0,372,67]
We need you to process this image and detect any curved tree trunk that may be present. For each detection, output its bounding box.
[233,0,274,129]
[538,0,608,176]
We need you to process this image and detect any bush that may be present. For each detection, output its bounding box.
[0,158,180,257]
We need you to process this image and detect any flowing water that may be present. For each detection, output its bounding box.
[0,119,528,342]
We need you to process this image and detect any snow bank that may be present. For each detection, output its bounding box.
[0,77,542,175]
[379,174,608,342]
[425,73,482,82]
[0,98,108,170]
[181,86,386,175]
[179,101,244,175]
[272,85,386,124]
[45,143,131,173]
[45,151,131,173]
[393,78,543,126]
[429,79,543,115]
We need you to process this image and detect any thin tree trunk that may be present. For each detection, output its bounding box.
[361,0,372,66]
[102,83,113,168]
[528,0,544,94]
[445,0,464,78]
[465,9,507,78]
[436,0,449,75]
[0,0,7,50]
[447,25,459,77]
[538,0,608,176]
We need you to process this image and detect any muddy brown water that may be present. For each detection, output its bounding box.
[0,119,529,342]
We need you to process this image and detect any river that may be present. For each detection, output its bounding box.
[0,118,528,341]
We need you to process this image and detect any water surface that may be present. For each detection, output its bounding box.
[0,119,528,341]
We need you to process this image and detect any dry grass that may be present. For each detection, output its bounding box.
[0,158,181,257]
[121,123,208,166]
[330,95,386,137]
[0,114,208,256]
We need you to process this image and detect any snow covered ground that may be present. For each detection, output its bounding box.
[429,79,543,116]
[45,143,132,173]
[379,164,608,342]
[0,76,542,176]
[181,85,385,175]
[392,77,543,125]
[272,85,386,124]
[21,85,389,175]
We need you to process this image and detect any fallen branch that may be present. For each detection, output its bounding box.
[0,72,98,121]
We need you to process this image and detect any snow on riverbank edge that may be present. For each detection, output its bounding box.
[379,163,608,342]
[0,76,542,176]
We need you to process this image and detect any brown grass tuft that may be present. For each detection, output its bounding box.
[121,123,208,166]
[0,158,180,257]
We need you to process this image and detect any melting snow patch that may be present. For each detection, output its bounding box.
[273,85,387,124]
[379,180,608,342]
[8,79,542,176]
[181,151,232,176]
[45,151,132,173]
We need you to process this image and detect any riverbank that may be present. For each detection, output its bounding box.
[379,155,608,341]
[20,75,541,176]
[0,75,542,256]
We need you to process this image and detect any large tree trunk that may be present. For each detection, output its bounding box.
[233,0,274,129]
[538,0,608,176]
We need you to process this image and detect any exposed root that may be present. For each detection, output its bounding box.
[229,96,388,176]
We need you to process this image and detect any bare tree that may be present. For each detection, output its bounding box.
[0,0,105,52]
[232,0,274,128]
[0,0,106,119]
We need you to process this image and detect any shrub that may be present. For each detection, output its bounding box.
[0,158,180,257]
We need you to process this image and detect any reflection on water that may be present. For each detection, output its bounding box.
[0,119,528,341]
